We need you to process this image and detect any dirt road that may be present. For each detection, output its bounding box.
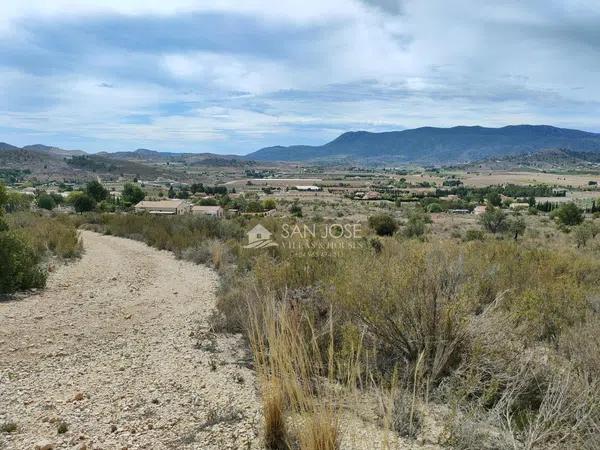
[0,231,259,450]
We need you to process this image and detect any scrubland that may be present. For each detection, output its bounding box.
[72,208,600,449]
[4,175,600,448]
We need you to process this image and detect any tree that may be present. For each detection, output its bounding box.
[368,214,398,236]
[588,220,600,239]
[85,180,109,202]
[37,193,56,210]
[176,187,190,199]
[479,206,508,234]
[73,193,96,213]
[486,192,502,207]
[573,223,592,248]
[556,203,584,226]
[122,183,145,205]
[508,216,527,241]
[168,185,176,198]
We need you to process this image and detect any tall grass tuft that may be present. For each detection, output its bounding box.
[248,296,341,450]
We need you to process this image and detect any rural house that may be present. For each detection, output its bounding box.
[191,205,224,218]
[134,199,190,215]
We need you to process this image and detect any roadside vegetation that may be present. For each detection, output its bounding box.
[71,192,600,448]
[0,182,82,295]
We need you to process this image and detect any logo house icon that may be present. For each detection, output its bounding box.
[243,224,278,249]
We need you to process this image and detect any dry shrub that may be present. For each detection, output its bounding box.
[7,212,82,259]
[93,213,244,253]
[518,371,599,449]
[331,240,475,388]
[559,315,600,377]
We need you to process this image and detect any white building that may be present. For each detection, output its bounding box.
[191,205,224,218]
[134,199,190,215]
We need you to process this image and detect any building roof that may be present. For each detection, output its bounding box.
[296,185,320,190]
[135,199,185,208]
[192,206,223,212]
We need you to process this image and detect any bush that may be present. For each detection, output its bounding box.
[403,211,430,238]
[69,192,96,213]
[7,213,82,259]
[37,193,56,210]
[0,231,47,294]
[426,202,443,213]
[368,214,397,236]
[464,229,485,241]
[289,202,303,217]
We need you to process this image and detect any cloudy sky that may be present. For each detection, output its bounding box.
[1,0,599,154]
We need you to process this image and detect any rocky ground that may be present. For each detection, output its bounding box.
[0,231,260,450]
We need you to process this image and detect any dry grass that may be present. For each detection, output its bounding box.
[248,296,342,450]
[298,409,339,450]
[263,378,289,450]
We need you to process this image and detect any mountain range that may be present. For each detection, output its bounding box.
[4,125,600,170]
[246,125,600,163]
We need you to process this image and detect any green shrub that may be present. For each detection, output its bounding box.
[368,214,398,236]
[403,211,430,238]
[37,193,56,210]
[464,229,485,241]
[0,231,47,294]
[426,202,443,213]
[73,193,96,213]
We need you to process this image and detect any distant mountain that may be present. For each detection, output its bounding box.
[247,125,600,164]
[22,144,86,157]
[458,147,600,172]
[0,141,258,182]
[0,142,22,152]
[98,148,251,168]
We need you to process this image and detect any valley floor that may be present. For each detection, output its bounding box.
[0,231,260,450]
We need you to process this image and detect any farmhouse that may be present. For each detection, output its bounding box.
[191,205,224,218]
[364,191,382,200]
[295,185,321,191]
[509,202,529,210]
[473,205,487,215]
[134,199,190,215]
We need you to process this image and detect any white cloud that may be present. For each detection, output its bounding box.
[2,0,600,152]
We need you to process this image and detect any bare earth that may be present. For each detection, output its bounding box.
[0,231,260,450]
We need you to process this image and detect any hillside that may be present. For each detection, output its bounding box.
[247,125,600,164]
[0,141,259,182]
[457,148,600,172]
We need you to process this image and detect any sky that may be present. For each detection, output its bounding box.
[1,0,600,154]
